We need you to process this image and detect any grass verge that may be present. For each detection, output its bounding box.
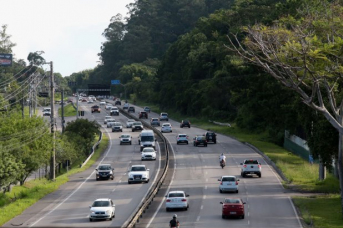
[58,103,77,117]
[0,133,109,226]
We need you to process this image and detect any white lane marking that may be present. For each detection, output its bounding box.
[112,188,116,192]
[201,205,203,210]
[30,128,113,227]
[205,171,208,175]
[289,197,303,228]
[205,186,208,190]
[124,173,126,175]
[146,138,176,228]
[206,178,208,182]
[196,216,200,222]
[248,220,250,225]
[203,195,206,199]
[119,180,122,183]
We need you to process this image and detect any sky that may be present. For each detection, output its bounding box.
[0,0,134,77]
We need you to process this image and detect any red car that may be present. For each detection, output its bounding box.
[220,198,245,219]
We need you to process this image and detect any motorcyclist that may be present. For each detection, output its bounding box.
[169,214,180,228]
[219,153,226,166]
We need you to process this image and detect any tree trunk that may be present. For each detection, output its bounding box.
[338,133,343,218]
[319,156,326,180]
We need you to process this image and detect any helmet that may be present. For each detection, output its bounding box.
[221,153,224,156]
[173,214,177,218]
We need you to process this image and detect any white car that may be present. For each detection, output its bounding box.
[42,108,51,116]
[218,176,239,193]
[106,119,116,128]
[88,99,94,103]
[176,134,188,144]
[89,198,115,221]
[105,104,114,110]
[119,134,132,145]
[111,122,123,132]
[161,123,172,133]
[110,107,119,116]
[100,101,106,106]
[141,147,157,160]
[128,165,150,184]
[104,116,112,124]
[165,191,189,211]
[88,95,96,101]
[126,119,135,128]
[160,112,169,121]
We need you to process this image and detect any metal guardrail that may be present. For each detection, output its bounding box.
[80,131,103,168]
[108,103,170,228]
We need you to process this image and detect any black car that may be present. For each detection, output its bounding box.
[95,164,114,181]
[139,111,148,119]
[205,131,217,144]
[128,107,135,113]
[193,136,207,147]
[115,100,121,105]
[180,120,191,128]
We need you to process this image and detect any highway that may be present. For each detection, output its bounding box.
[3,99,303,228]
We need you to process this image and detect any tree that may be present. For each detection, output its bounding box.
[227,0,343,215]
[27,51,45,66]
[0,24,16,53]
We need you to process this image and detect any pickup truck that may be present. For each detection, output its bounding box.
[240,159,262,178]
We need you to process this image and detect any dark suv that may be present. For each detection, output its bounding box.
[139,111,148,119]
[128,106,135,113]
[193,136,207,147]
[205,131,217,144]
[180,120,191,128]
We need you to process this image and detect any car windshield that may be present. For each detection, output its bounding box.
[141,136,154,141]
[222,177,235,182]
[168,193,184,198]
[224,199,241,204]
[122,135,130,138]
[43,108,50,112]
[161,114,167,116]
[179,134,187,137]
[114,123,122,126]
[105,116,111,119]
[99,165,111,170]
[143,148,154,152]
[127,119,134,122]
[92,201,110,207]
[108,120,115,122]
[133,122,142,125]
[152,119,158,122]
[163,124,170,127]
[196,136,205,140]
[131,167,146,171]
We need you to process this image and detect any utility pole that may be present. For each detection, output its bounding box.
[49,61,55,181]
[76,89,79,119]
[61,89,65,133]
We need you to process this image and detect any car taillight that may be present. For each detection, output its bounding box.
[258,164,261,168]
[166,199,171,202]
[243,165,247,168]
[181,199,187,202]
[236,181,238,185]
[220,182,223,185]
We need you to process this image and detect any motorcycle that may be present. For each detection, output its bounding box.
[220,160,225,169]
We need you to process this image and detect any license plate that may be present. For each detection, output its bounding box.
[250,172,254,174]
[230,212,236,214]
[227,183,232,185]
[209,137,212,139]
[135,177,141,180]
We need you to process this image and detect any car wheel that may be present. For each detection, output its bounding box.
[121,130,123,132]
[128,181,131,184]
[241,215,245,219]
[130,142,132,145]
[120,142,122,145]
[111,177,114,180]
[258,174,262,178]
[113,213,115,218]
[96,178,99,181]
[132,130,134,132]
[146,179,149,183]
[220,189,222,193]
[205,144,207,147]
[186,142,188,144]
[214,141,217,144]
[241,173,245,178]
[236,190,239,193]
[109,216,112,221]
[89,218,92,222]
[222,215,225,219]
[112,130,114,132]
[177,142,179,145]
[166,208,169,212]
[185,207,188,211]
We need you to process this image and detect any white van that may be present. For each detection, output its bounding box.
[139,130,156,151]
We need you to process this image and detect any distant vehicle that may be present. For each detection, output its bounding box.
[180,120,191,128]
[95,164,114,181]
[159,112,168,121]
[81,98,87,102]
[123,103,129,110]
[89,198,115,221]
[104,116,112,124]
[115,100,121,105]
[88,95,96,101]
[42,108,51,116]
[128,106,135,113]
[193,136,207,147]
[139,111,148,119]
[139,130,156,151]
[88,99,94,103]
[105,104,113,110]
[218,176,239,193]
[165,191,189,211]
[205,131,217,144]
[110,107,119,116]
[143,106,151,113]
[106,119,116,128]
[99,101,106,106]
[220,198,246,219]
[111,122,123,132]
[126,119,135,128]
[128,165,150,184]
[91,105,101,113]
[240,160,262,178]
[176,134,189,145]
[161,123,172,133]
[141,147,157,160]
[119,134,132,145]
[132,121,144,132]
[150,118,160,127]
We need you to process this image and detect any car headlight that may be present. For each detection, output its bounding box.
[106,210,111,214]
[90,210,96,214]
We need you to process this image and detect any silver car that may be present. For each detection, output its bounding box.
[218,176,239,193]
[126,119,135,128]
[106,119,116,128]
[89,198,115,221]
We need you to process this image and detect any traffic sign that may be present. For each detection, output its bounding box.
[111,80,120,85]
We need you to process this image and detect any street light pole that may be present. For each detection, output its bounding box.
[49,61,55,181]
